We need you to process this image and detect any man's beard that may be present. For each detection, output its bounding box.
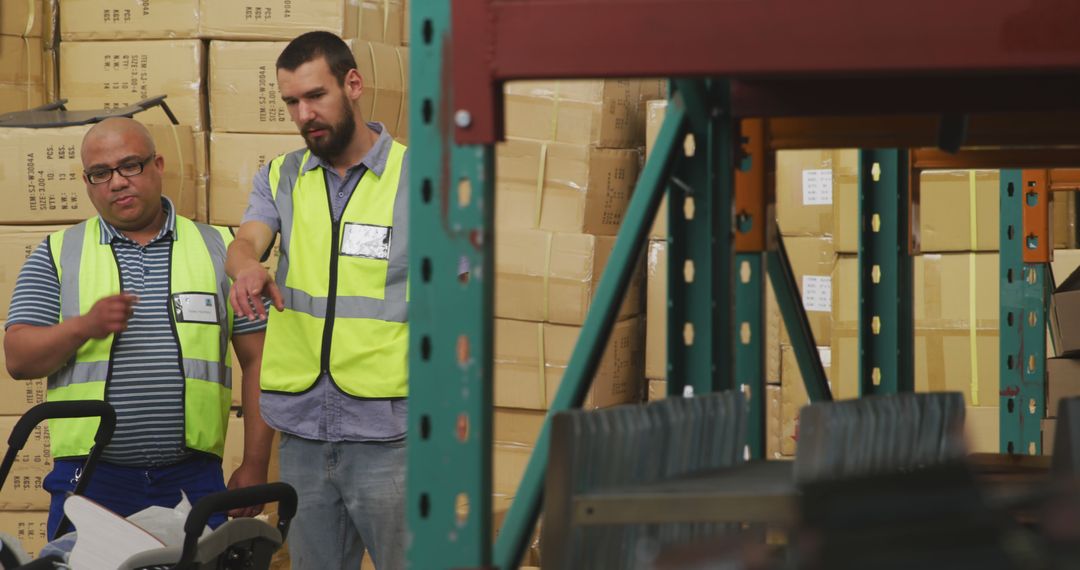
[302,97,357,162]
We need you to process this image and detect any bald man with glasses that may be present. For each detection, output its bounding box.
[3,117,275,538]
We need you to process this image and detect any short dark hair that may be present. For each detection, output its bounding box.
[276,31,357,85]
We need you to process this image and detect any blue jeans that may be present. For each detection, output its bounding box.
[279,433,406,570]
[43,455,227,539]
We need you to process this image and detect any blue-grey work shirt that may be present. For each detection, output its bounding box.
[243,122,408,442]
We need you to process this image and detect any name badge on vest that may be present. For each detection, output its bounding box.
[172,293,218,324]
[341,222,392,260]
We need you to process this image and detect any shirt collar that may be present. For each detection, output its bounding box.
[98,197,178,245]
[301,121,394,178]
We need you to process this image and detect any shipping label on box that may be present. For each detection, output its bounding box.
[60,40,206,130]
[209,41,293,134]
[504,80,640,149]
[209,133,303,226]
[0,124,197,224]
[0,416,51,510]
[200,0,357,40]
[61,0,200,40]
[495,228,642,326]
[496,140,640,236]
[494,317,643,410]
[777,149,857,237]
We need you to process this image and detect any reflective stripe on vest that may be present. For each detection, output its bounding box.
[261,143,409,398]
[46,216,235,459]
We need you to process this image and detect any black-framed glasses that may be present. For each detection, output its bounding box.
[84,154,156,185]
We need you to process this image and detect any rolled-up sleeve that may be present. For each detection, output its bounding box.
[241,163,281,235]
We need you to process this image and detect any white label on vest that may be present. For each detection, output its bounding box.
[172,293,218,324]
[341,222,392,260]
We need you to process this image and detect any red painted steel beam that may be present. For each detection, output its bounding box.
[452,0,1080,144]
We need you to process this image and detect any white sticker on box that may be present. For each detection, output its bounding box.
[817,346,832,369]
[801,275,832,312]
[802,169,833,205]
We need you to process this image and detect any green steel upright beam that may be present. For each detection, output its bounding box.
[734,252,765,456]
[999,170,1049,455]
[492,92,689,570]
[406,2,494,567]
[857,149,914,395]
[666,79,736,397]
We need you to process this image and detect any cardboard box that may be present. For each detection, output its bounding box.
[766,384,781,459]
[832,253,1000,407]
[1047,358,1080,418]
[209,132,303,226]
[0,36,46,114]
[1052,261,1080,357]
[193,130,209,222]
[966,406,999,454]
[495,228,643,326]
[60,0,200,40]
[494,408,545,447]
[776,149,858,237]
[352,41,409,141]
[496,139,640,236]
[648,239,782,384]
[645,99,668,238]
[0,511,49,559]
[0,226,67,320]
[0,415,51,510]
[1044,418,1057,454]
[1,0,45,37]
[494,316,643,411]
[919,170,999,252]
[0,332,46,415]
[647,379,667,401]
[357,0,404,45]
[645,240,666,379]
[60,40,206,130]
[208,41,293,134]
[779,344,832,456]
[494,443,531,497]
[0,123,197,224]
[504,80,641,149]
[779,236,836,346]
[199,0,357,39]
[1055,191,1074,250]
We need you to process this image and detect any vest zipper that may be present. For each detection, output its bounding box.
[164,240,189,453]
[319,169,359,380]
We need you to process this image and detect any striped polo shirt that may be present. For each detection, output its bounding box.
[5,199,266,466]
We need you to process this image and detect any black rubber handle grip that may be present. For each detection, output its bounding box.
[175,482,298,569]
[8,400,116,450]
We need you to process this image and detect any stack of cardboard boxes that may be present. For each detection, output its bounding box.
[493,79,655,562]
[0,0,56,115]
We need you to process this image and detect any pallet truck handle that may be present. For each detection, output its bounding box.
[174,482,298,569]
[0,401,117,540]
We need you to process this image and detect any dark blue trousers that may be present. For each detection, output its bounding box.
[43,455,227,539]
